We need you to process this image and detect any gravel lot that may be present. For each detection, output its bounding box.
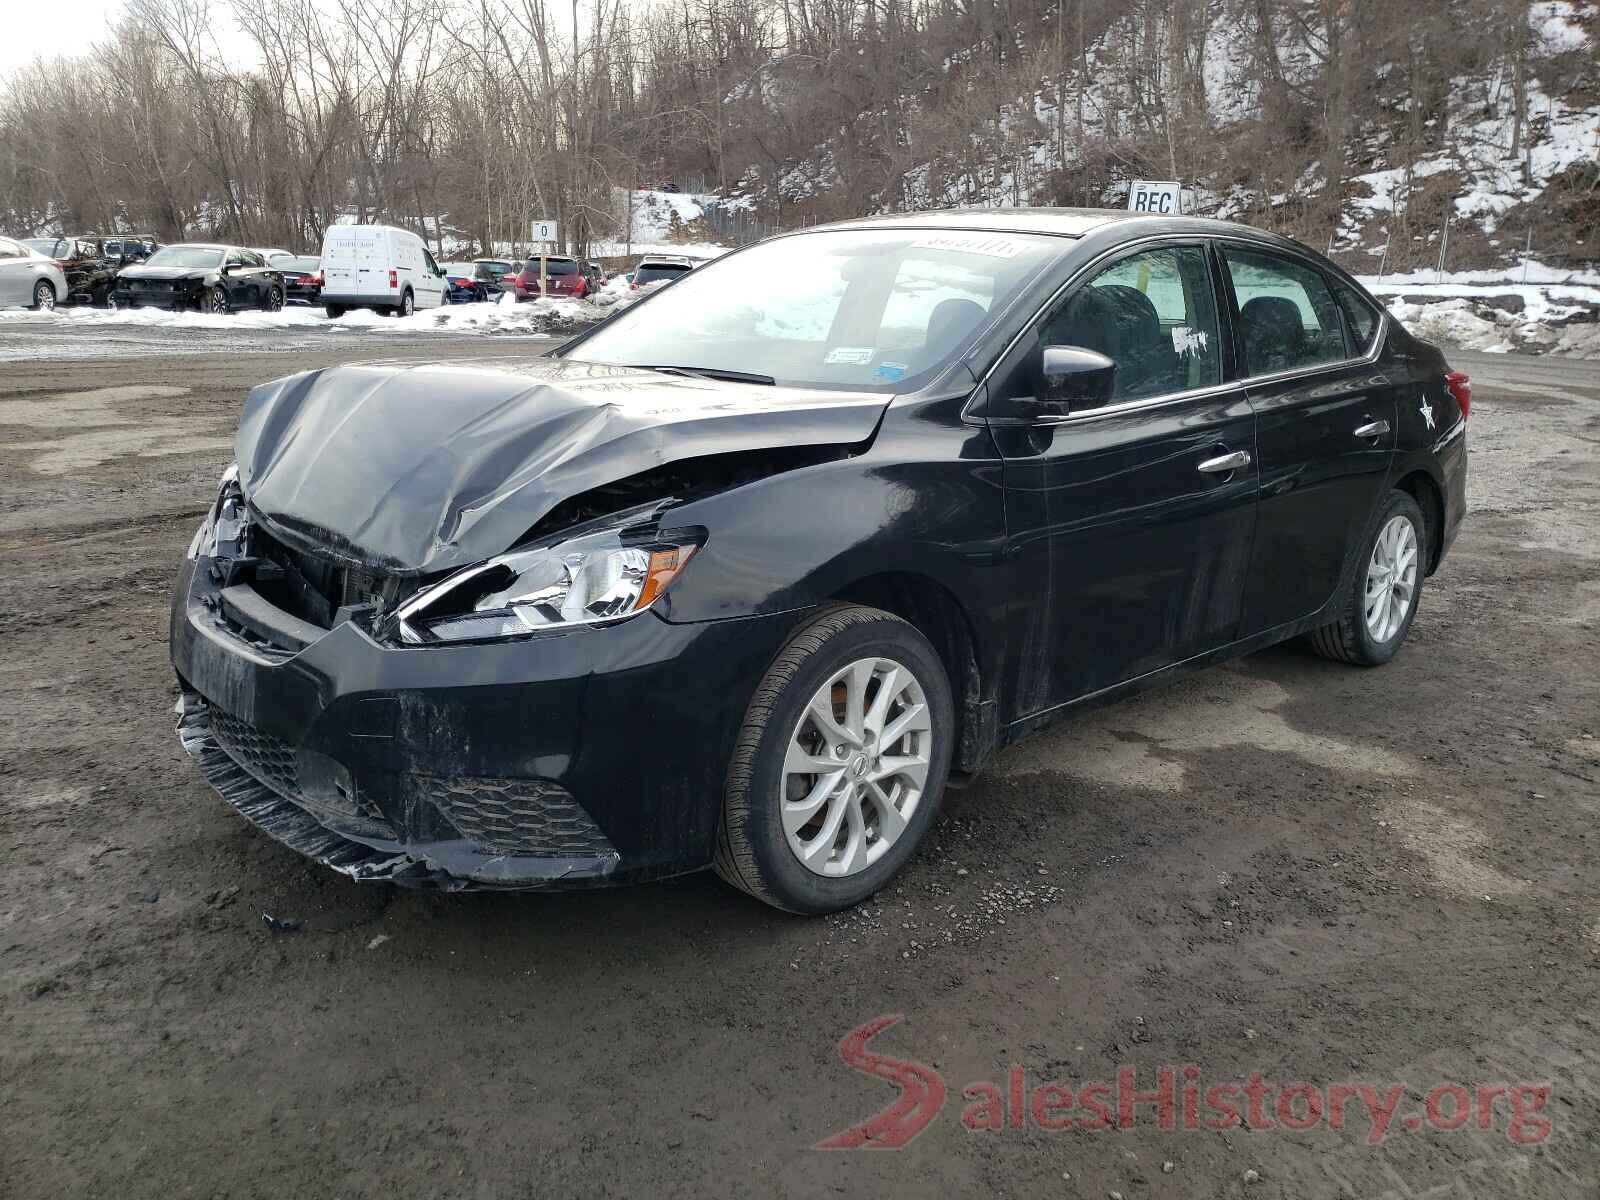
[1,333,1596,1198]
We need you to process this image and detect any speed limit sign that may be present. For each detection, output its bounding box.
[532,219,559,242]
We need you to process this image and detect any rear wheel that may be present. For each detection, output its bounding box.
[31,280,56,311]
[262,286,283,312]
[397,289,414,317]
[324,303,345,319]
[715,604,953,914]
[1308,489,1427,666]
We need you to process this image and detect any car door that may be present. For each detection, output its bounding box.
[419,246,446,307]
[0,237,26,305]
[1218,243,1398,637]
[221,249,249,305]
[983,240,1259,713]
[240,249,271,306]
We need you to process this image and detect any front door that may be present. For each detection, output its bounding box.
[1219,246,1398,636]
[986,241,1259,714]
[0,238,26,305]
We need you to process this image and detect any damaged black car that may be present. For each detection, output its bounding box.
[172,209,1468,913]
[115,243,284,313]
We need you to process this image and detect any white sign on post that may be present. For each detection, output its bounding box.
[1127,181,1183,215]
[532,219,558,243]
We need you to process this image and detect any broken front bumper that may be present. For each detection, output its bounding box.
[170,555,793,890]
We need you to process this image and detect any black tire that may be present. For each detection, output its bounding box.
[324,303,345,319]
[715,604,954,914]
[263,286,283,312]
[396,289,414,317]
[30,280,56,311]
[1308,489,1427,666]
[205,285,229,315]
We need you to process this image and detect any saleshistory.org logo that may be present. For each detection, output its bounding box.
[816,1016,1555,1149]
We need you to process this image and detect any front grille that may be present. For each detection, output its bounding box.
[210,708,300,799]
[410,774,615,857]
[252,527,388,629]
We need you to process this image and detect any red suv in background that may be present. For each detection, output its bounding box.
[513,255,589,300]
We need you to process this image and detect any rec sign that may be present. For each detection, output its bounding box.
[1128,181,1184,214]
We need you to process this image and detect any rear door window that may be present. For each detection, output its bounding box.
[1222,248,1351,376]
[1333,281,1383,354]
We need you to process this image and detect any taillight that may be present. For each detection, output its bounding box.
[1445,371,1471,420]
[388,269,398,288]
[308,274,323,286]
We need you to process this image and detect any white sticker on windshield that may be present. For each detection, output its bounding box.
[909,235,1027,259]
[824,346,876,365]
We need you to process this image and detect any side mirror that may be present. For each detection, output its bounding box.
[1037,345,1116,416]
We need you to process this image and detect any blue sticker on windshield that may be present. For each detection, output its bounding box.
[874,362,908,382]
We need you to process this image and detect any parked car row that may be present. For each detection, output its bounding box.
[2,221,699,314]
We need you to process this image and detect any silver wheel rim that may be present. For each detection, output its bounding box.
[1364,514,1419,642]
[36,284,53,310]
[267,289,281,311]
[782,656,932,878]
[402,294,413,315]
[210,289,226,313]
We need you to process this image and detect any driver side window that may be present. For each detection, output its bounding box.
[1036,244,1221,408]
[225,250,246,269]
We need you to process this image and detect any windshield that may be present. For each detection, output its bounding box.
[568,229,1063,391]
[146,246,224,269]
[22,238,62,257]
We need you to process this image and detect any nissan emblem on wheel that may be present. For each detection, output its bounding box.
[170,207,1468,914]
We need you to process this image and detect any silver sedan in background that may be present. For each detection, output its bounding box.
[0,236,68,310]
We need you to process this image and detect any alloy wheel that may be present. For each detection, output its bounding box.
[1364,514,1419,642]
[781,656,932,878]
[264,287,283,312]
[208,287,228,314]
[33,282,54,311]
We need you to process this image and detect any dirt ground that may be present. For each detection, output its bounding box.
[1,336,1596,1199]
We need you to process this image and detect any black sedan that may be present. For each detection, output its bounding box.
[439,262,490,303]
[114,244,284,313]
[170,209,1467,913]
[271,256,323,305]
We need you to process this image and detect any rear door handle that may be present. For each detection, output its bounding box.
[1197,449,1251,474]
[1354,419,1391,438]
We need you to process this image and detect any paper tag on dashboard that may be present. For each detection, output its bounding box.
[824,346,875,365]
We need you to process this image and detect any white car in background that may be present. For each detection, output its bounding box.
[317,224,447,317]
[0,236,68,310]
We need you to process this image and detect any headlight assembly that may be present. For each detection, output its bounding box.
[393,524,702,645]
[186,462,243,560]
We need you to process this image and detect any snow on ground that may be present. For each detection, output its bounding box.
[0,291,639,338]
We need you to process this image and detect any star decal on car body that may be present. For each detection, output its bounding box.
[1419,397,1436,431]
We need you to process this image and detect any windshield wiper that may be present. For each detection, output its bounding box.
[634,364,776,386]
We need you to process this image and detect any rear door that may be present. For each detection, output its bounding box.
[320,228,361,298]
[986,239,1259,712]
[1219,243,1398,636]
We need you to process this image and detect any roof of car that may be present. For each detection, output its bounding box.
[807,207,1297,242]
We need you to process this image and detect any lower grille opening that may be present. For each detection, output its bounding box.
[408,774,615,858]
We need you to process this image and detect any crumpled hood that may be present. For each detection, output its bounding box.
[235,358,888,574]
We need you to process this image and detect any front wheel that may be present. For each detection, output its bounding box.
[31,280,56,311]
[396,290,414,317]
[715,604,953,914]
[1308,489,1427,666]
[205,286,228,315]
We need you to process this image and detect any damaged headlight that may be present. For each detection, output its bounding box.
[186,462,244,560]
[393,524,702,645]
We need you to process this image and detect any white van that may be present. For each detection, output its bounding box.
[319,224,447,317]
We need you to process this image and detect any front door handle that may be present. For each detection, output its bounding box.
[1354,419,1391,438]
[1197,449,1251,474]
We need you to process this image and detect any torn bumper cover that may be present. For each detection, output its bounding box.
[170,555,793,890]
